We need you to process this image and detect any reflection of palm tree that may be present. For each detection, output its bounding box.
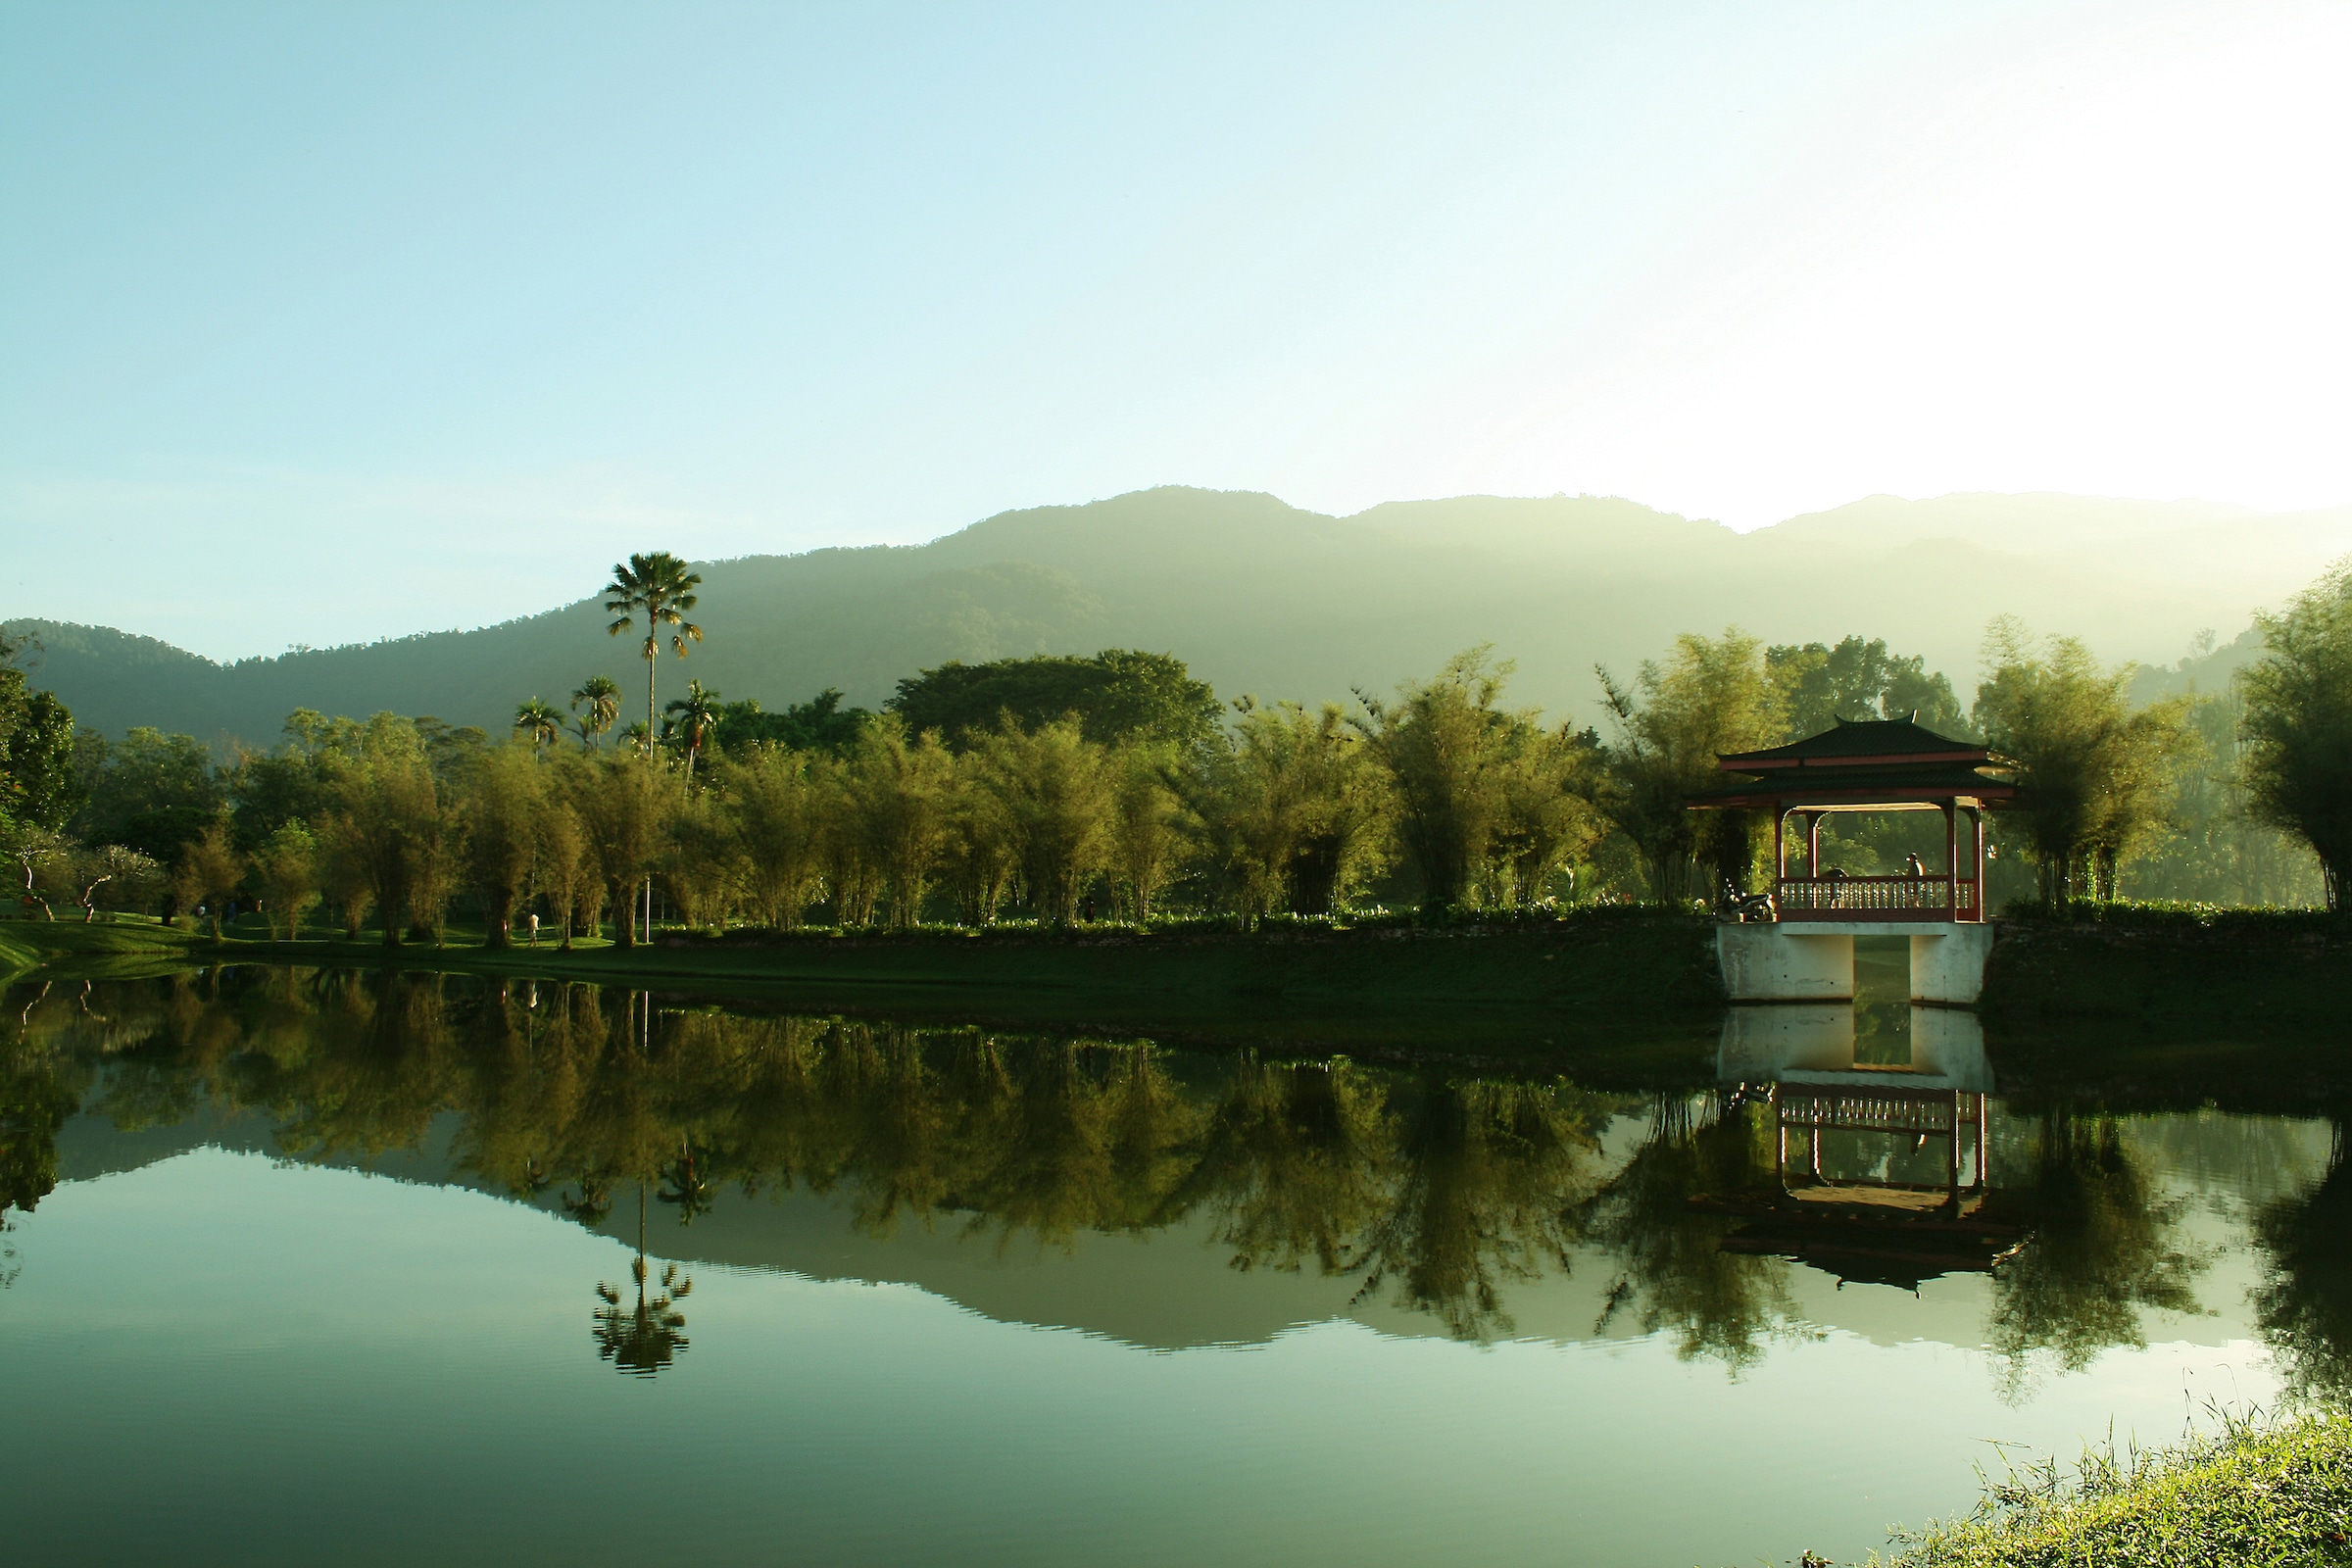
[593,1184,693,1376]
[561,1171,613,1228]
[658,1140,715,1225]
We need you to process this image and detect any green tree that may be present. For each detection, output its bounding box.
[0,632,80,834]
[568,754,676,948]
[534,795,592,948]
[315,813,376,939]
[719,747,831,929]
[2239,561,2352,911]
[569,675,621,752]
[1974,620,2198,906]
[466,745,546,948]
[662,678,723,779]
[69,726,224,866]
[1192,699,1396,918]
[251,821,320,938]
[1767,635,1965,738]
[1353,650,1526,910]
[226,712,347,849]
[1178,719,1309,925]
[603,553,705,748]
[514,698,565,752]
[70,842,161,922]
[319,715,453,948]
[173,816,245,939]
[888,650,1219,754]
[7,825,69,919]
[1599,629,1784,902]
[1488,723,1604,906]
[716,688,872,755]
[1106,743,1185,922]
[972,717,1115,925]
[841,718,955,927]
[941,746,1019,925]
[657,787,739,930]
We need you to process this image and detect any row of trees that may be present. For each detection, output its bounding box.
[18,556,2352,924]
[52,652,1606,941]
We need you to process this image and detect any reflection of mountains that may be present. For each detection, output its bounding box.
[2,971,2338,1379]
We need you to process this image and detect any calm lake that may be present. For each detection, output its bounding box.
[4,966,2344,1567]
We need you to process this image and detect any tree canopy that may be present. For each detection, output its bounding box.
[887,650,1219,753]
[1767,635,1965,737]
[0,631,80,836]
[2240,561,2352,911]
[717,688,873,755]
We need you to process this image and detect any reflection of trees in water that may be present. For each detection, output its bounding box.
[2255,1121,2352,1399]
[1987,1110,2207,1394]
[1346,1076,1618,1341]
[15,971,2297,1372]
[3,982,106,1228]
[20,973,1674,1344]
[1576,1094,1799,1373]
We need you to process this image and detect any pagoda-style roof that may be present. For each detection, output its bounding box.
[1716,716,1988,771]
[1692,716,2018,808]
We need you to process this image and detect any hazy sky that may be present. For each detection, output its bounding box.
[5,0,2349,659]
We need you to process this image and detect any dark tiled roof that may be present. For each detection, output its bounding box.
[1690,760,2019,804]
[1718,716,1988,771]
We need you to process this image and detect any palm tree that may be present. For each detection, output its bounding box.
[514,698,564,752]
[663,679,723,779]
[592,1184,693,1376]
[569,675,621,752]
[602,554,704,752]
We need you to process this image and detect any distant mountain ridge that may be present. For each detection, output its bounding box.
[10,486,2346,748]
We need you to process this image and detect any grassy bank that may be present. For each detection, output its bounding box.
[1872,1409,2352,1567]
[0,911,1727,1067]
[0,917,200,982]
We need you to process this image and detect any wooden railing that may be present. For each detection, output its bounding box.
[1775,875,1981,921]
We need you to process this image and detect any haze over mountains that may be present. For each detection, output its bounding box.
[13,487,2346,749]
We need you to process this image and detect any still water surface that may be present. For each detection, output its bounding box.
[3,968,2344,1566]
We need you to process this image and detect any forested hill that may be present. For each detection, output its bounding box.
[11,486,2346,747]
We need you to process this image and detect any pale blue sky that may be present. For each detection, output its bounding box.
[5,1,2347,658]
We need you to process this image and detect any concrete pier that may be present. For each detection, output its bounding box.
[1717,1004,1991,1091]
[1715,921,1996,1005]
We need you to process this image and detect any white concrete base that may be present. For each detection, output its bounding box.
[1715,920,1995,1005]
[1910,922,1996,1005]
[1717,1004,1991,1091]
[1715,923,1855,1001]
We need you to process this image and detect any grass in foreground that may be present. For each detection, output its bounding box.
[1873,1408,2352,1567]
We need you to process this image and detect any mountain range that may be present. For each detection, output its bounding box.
[10,486,2346,749]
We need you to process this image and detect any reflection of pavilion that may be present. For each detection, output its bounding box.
[1703,1006,2027,1288]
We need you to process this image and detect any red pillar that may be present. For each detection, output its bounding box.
[1942,803,1957,918]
